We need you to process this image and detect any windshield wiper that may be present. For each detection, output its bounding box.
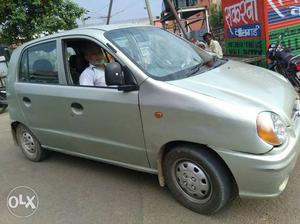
[186,63,203,77]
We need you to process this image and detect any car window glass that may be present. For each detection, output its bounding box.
[19,41,58,84]
[19,51,28,82]
[63,39,118,87]
[66,47,76,60]
[110,36,133,58]
[106,27,213,81]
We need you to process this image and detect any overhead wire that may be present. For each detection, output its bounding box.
[84,0,148,22]
[111,0,142,17]
[85,1,110,16]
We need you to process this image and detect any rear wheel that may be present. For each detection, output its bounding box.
[163,145,235,214]
[16,124,48,161]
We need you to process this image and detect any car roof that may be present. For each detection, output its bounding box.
[83,23,151,31]
[21,24,151,47]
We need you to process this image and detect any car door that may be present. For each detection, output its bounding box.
[15,40,75,151]
[59,37,149,168]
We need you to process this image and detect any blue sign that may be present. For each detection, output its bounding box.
[227,24,262,39]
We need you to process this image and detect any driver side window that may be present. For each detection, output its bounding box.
[63,39,115,87]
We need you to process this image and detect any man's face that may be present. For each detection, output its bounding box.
[204,35,212,44]
[86,49,105,66]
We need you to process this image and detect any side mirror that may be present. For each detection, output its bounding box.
[105,62,125,86]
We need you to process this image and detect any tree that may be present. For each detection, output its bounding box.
[0,0,85,45]
[209,6,224,29]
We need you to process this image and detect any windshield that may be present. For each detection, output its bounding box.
[105,27,215,81]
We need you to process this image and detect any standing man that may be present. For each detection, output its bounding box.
[203,32,223,58]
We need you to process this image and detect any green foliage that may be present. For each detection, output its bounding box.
[209,6,224,29]
[0,0,85,45]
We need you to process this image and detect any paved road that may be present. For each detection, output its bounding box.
[0,112,300,224]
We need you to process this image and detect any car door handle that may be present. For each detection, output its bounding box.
[22,97,31,107]
[71,102,84,115]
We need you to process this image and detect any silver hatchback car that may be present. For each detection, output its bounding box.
[7,25,300,214]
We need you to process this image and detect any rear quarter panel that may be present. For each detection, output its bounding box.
[7,47,29,127]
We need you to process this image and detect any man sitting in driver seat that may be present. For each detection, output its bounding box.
[79,43,107,86]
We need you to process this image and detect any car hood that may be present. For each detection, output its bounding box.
[167,60,297,122]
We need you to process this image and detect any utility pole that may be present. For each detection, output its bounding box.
[144,0,154,25]
[165,0,188,39]
[106,0,113,25]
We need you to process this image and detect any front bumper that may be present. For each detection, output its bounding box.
[213,116,300,198]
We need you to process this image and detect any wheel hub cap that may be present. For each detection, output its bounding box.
[22,132,36,153]
[175,161,210,200]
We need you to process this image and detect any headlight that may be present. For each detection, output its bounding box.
[256,112,287,146]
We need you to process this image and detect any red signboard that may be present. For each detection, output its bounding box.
[267,0,300,29]
[222,0,265,40]
[222,0,300,57]
[266,0,300,55]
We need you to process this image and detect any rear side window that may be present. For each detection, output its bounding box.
[19,41,58,84]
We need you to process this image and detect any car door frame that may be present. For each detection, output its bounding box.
[14,38,79,150]
[56,35,151,169]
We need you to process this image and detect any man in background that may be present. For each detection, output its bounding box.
[203,32,223,58]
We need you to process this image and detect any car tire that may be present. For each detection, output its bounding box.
[163,144,235,215]
[16,124,48,162]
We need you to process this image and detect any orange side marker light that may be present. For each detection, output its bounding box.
[154,112,163,119]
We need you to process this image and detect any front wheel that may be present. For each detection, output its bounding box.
[163,145,236,214]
